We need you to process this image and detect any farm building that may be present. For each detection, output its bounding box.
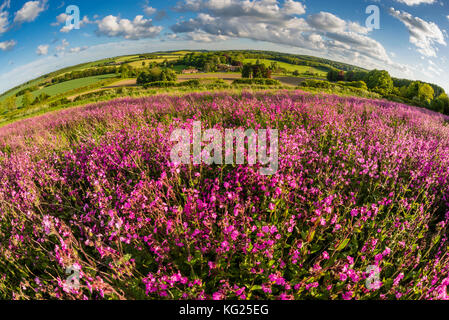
[217,64,240,72]
[182,68,199,74]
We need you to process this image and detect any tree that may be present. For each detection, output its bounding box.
[327,69,339,82]
[431,93,449,114]
[236,53,245,62]
[344,71,355,82]
[406,81,420,99]
[365,70,393,95]
[241,63,271,79]
[242,64,252,78]
[204,63,212,73]
[136,67,177,84]
[406,81,434,105]
[5,96,16,111]
[161,68,177,82]
[253,66,263,78]
[32,93,50,105]
[119,64,135,78]
[343,81,368,91]
[269,62,280,73]
[22,91,33,108]
[417,83,434,104]
[399,85,408,98]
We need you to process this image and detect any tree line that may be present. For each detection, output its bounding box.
[50,66,118,85]
[176,52,243,72]
[136,67,177,84]
[327,69,449,115]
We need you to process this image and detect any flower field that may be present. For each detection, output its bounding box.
[0,90,448,300]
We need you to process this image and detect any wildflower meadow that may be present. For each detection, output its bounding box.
[0,90,448,300]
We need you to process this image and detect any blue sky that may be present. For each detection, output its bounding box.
[0,0,448,94]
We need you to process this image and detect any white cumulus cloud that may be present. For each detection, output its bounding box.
[307,12,347,33]
[0,11,8,34]
[281,0,305,15]
[96,15,163,39]
[170,1,402,73]
[59,15,90,33]
[0,39,15,51]
[389,7,446,57]
[0,0,9,34]
[36,44,49,55]
[56,39,69,52]
[14,0,46,24]
[395,0,436,5]
[50,12,67,26]
[69,46,88,53]
[144,6,157,16]
[175,0,306,19]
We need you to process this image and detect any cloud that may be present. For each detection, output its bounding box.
[307,12,347,33]
[52,12,90,32]
[427,64,441,76]
[59,15,89,33]
[347,22,370,35]
[95,15,163,39]
[56,39,69,52]
[175,0,306,20]
[0,39,15,51]
[0,10,8,34]
[50,12,67,26]
[51,39,88,55]
[170,1,404,74]
[14,0,46,24]
[0,0,10,34]
[389,7,446,57]
[69,46,88,53]
[154,10,168,21]
[144,6,157,16]
[280,0,305,15]
[395,0,436,5]
[184,30,230,42]
[36,44,49,55]
[306,12,370,35]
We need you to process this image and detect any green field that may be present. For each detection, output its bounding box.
[115,55,140,63]
[243,59,327,77]
[0,78,44,103]
[8,74,119,106]
[33,74,118,97]
[169,51,191,55]
[173,64,188,72]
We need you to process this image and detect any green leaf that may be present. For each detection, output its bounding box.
[336,238,350,251]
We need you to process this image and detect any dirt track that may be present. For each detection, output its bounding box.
[104,79,137,87]
[67,79,138,101]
